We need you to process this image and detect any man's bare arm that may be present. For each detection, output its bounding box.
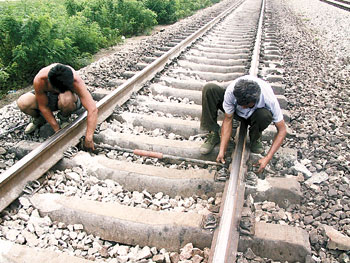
[72,73,98,149]
[216,113,233,163]
[34,78,60,132]
[256,119,287,172]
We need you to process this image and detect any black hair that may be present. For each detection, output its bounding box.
[233,79,261,105]
[48,64,74,93]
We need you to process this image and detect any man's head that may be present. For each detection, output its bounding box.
[233,79,261,107]
[48,64,74,93]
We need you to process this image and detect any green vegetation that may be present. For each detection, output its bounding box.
[0,0,220,95]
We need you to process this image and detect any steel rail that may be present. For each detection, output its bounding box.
[209,0,265,261]
[0,1,244,212]
[320,0,350,11]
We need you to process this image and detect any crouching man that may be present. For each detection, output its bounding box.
[17,63,98,150]
[200,75,287,172]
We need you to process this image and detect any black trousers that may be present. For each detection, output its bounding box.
[200,83,273,142]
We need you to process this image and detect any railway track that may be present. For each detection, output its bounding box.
[320,0,350,11]
[0,0,313,262]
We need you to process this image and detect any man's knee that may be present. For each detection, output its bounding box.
[58,91,77,113]
[17,92,36,112]
[203,83,221,95]
[251,108,273,129]
[202,83,225,105]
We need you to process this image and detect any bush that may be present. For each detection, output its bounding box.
[174,0,215,19]
[64,15,108,55]
[0,0,221,93]
[144,0,177,24]
[0,0,111,91]
[115,0,157,35]
[0,61,9,92]
[66,0,157,37]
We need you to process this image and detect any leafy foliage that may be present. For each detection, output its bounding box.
[144,0,177,24]
[174,0,218,19]
[65,0,157,37]
[0,0,221,96]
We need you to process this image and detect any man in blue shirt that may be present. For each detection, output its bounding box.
[200,75,287,173]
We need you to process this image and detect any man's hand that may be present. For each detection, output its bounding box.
[216,151,225,164]
[216,113,233,165]
[254,156,271,173]
[254,120,286,174]
[84,137,95,151]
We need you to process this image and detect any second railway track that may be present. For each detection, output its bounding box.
[319,0,350,11]
[0,0,316,262]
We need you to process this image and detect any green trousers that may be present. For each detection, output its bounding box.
[200,83,273,142]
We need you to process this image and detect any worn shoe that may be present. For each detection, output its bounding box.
[250,138,264,154]
[24,116,46,134]
[58,112,70,129]
[200,131,220,155]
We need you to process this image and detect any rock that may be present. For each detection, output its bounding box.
[170,252,180,263]
[305,172,329,185]
[100,246,109,257]
[117,255,129,263]
[5,229,19,241]
[0,147,7,155]
[261,201,276,212]
[244,248,256,260]
[137,246,152,260]
[292,161,312,179]
[323,225,350,250]
[16,234,26,244]
[69,231,78,239]
[192,254,204,263]
[180,243,193,260]
[117,245,130,256]
[54,229,63,239]
[309,229,319,245]
[155,192,164,199]
[304,215,314,225]
[153,254,166,263]
[19,197,32,209]
[339,253,350,263]
[192,248,204,258]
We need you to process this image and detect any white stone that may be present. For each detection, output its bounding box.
[151,246,158,255]
[137,246,152,260]
[5,229,19,241]
[155,192,164,199]
[88,246,99,255]
[168,133,176,140]
[117,245,130,256]
[116,255,129,263]
[69,231,78,239]
[180,243,193,260]
[16,234,26,244]
[305,171,329,185]
[74,224,84,230]
[323,225,350,251]
[132,191,144,204]
[292,161,312,179]
[66,172,81,181]
[108,245,119,257]
[77,232,85,240]
[19,197,32,209]
[48,236,59,246]
[17,212,30,221]
[54,229,63,239]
